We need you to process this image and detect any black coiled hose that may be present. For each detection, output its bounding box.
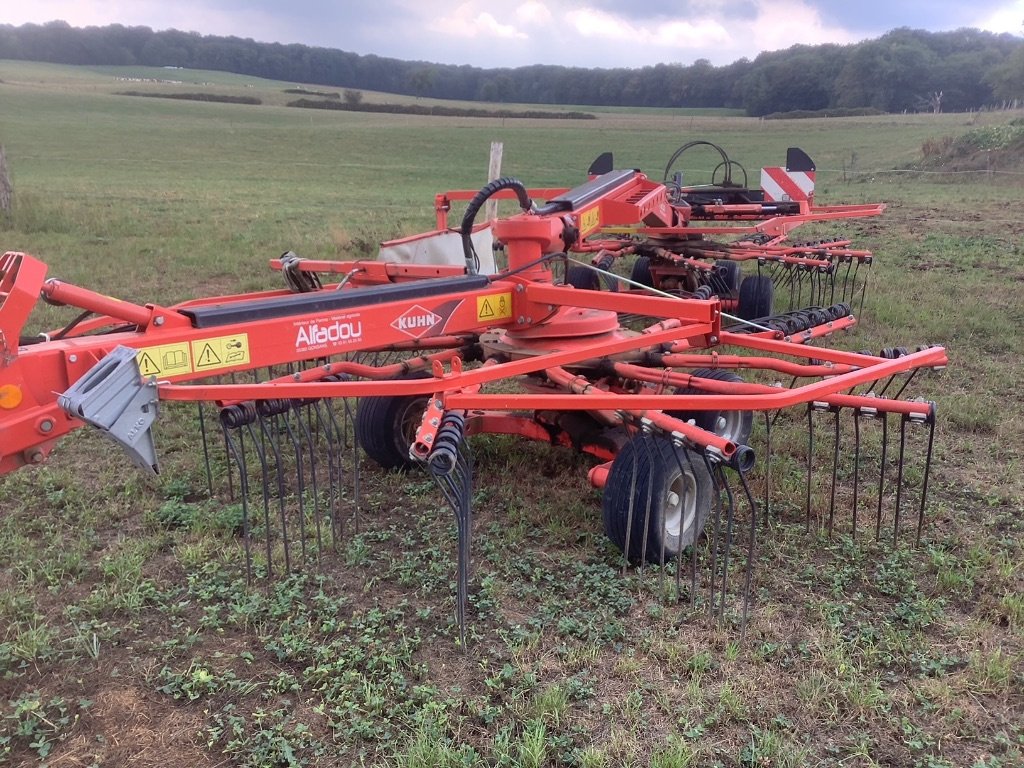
[460,177,533,274]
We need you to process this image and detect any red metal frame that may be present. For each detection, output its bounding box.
[0,165,940,477]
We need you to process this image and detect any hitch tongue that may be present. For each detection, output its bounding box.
[57,345,160,474]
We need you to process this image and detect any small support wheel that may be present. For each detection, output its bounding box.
[630,256,653,288]
[713,259,742,296]
[602,436,713,564]
[737,274,774,320]
[671,368,754,446]
[566,264,618,291]
[354,373,430,470]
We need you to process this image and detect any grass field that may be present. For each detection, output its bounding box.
[0,61,1023,767]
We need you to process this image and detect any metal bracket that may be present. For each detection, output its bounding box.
[57,345,160,474]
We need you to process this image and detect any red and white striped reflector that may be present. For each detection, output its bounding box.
[760,167,815,202]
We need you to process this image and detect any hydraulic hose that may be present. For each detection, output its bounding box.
[460,177,533,275]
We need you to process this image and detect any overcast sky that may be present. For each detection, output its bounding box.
[7,1,1024,68]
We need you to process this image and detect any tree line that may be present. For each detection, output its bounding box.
[1,21,1022,115]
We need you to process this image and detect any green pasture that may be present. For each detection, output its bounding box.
[0,60,1022,767]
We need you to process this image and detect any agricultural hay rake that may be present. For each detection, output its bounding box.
[490,141,880,320]
[0,157,944,641]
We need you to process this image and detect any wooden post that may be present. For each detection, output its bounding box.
[484,141,504,222]
[0,145,12,214]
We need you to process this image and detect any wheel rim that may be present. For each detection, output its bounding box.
[714,410,751,444]
[663,466,698,542]
[397,397,429,450]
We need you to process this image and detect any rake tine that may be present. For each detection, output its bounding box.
[279,405,309,564]
[703,453,722,617]
[894,415,908,545]
[852,409,862,540]
[876,413,889,542]
[762,411,773,528]
[805,404,814,533]
[737,466,758,640]
[638,432,657,573]
[198,402,214,497]
[828,406,841,539]
[718,464,737,624]
[293,401,325,561]
[857,262,869,320]
[917,410,936,545]
[621,432,641,575]
[842,259,854,304]
[343,398,361,535]
[244,420,274,580]
[892,368,919,401]
[223,419,235,501]
[323,394,349,551]
[684,447,700,609]
[220,409,253,584]
[427,413,472,646]
[670,442,692,603]
[311,400,340,552]
[258,407,292,573]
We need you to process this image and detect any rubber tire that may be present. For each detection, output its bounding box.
[737,274,774,320]
[602,436,714,564]
[630,256,653,288]
[355,373,430,470]
[566,264,619,292]
[671,368,754,446]
[713,259,742,296]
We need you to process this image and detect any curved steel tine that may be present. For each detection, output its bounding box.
[669,441,690,603]
[703,453,722,618]
[316,399,345,551]
[893,368,919,401]
[638,433,657,574]
[737,467,759,640]
[857,263,869,320]
[280,405,308,565]
[311,400,340,552]
[762,411,772,528]
[621,433,641,575]
[894,415,908,545]
[244,420,273,580]
[843,259,856,304]
[917,416,936,545]
[685,448,701,609]
[198,402,214,497]
[852,410,861,540]
[718,465,737,624]
[293,402,324,561]
[343,398,361,535]
[259,413,291,573]
[806,404,814,533]
[828,407,840,539]
[876,413,889,542]
[221,422,253,584]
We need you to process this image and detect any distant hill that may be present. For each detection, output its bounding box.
[1,21,1022,115]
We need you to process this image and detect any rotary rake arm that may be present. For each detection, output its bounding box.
[1,162,943,639]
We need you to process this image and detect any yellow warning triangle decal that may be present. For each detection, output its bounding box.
[197,343,221,367]
[479,299,495,318]
[138,352,161,376]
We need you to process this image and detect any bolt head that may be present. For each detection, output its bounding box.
[39,419,54,434]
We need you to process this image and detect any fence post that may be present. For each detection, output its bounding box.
[0,145,12,213]
[484,141,504,222]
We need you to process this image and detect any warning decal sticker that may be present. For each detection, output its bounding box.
[191,333,251,372]
[135,342,191,378]
[476,292,513,323]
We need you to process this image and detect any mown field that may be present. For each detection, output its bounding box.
[0,61,1022,767]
